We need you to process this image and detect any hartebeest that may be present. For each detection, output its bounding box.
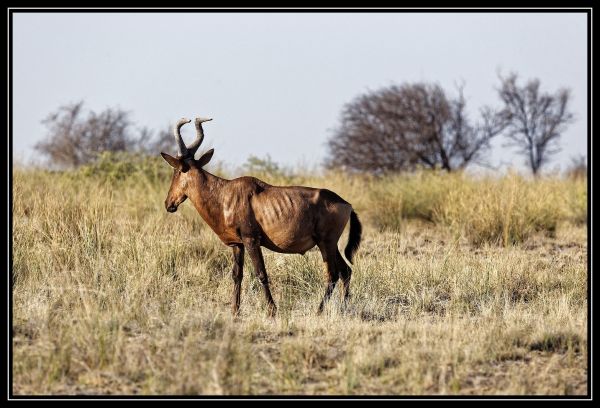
[161,117,362,317]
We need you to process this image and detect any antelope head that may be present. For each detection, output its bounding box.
[161,117,214,213]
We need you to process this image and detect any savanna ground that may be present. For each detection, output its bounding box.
[12,154,588,395]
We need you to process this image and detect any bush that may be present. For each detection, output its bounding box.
[241,154,296,183]
[75,151,172,184]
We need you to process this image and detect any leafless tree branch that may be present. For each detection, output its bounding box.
[498,73,574,175]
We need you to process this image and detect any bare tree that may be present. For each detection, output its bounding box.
[498,73,574,175]
[34,101,87,167]
[35,102,176,167]
[134,124,173,156]
[326,83,507,174]
[35,101,135,167]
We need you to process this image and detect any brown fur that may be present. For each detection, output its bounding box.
[161,122,361,317]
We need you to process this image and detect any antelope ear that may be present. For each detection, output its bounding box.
[161,152,181,170]
[196,149,215,168]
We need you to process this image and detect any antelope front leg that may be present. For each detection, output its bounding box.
[231,245,244,316]
[244,238,277,317]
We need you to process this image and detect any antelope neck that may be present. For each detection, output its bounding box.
[186,169,228,229]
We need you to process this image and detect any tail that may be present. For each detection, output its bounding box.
[344,210,362,264]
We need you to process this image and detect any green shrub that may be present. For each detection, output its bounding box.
[76,151,171,184]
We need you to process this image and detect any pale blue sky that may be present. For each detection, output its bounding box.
[12,12,588,172]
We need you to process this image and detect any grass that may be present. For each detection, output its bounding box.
[12,157,588,395]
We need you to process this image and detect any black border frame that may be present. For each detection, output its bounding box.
[5,6,594,401]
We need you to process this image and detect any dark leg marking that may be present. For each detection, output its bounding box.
[231,245,244,316]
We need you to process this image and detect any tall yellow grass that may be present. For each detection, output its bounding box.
[12,157,588,395]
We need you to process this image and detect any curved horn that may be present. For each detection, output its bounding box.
[173,118,191,156]
[188,117,213,156]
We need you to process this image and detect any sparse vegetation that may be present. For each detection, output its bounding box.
[12,158,587,395]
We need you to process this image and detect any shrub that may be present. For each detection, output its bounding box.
[76,151,171,184]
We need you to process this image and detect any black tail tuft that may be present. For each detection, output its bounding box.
[344,210,362,264]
